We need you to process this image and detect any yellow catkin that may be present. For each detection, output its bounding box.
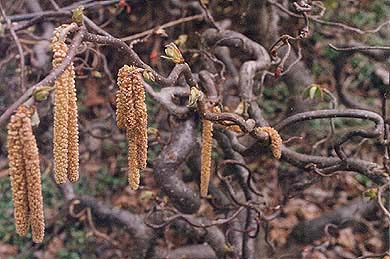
[116,65,136,129]
[224,124,242,133]
[20,115,45,243]
[133,73,148,170]
[127,131,140,190]
[7,105,45,242]
[7,106,32,236]
[52,41,69,184]
[66,61,79,182]
[116,65,148,189]
[200,119,213,197]
[255,127,282,159]
[115,85,126,128]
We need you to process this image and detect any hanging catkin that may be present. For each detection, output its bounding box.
[127,131,140,190]
[224,124,242,133]
[116,65,148,190]
[255,127,282,159]
[52,35,79,184]
[66,60,79,182]
[133,77,148,170]
[52,41,69,184]
[7,106,33,236]
[200,119,213,197]
[20,113,45,243]
[7,105,45,243]
[116,66,135,129]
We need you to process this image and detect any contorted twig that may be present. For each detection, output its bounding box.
[329,43,390,51]
[377,182,390,219]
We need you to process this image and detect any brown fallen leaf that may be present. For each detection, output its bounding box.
[34,235,64,259]
[83,79,106,107]
[0,242,18,258]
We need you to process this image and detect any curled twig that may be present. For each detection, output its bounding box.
[329,43,390,51]
[219,160,263,197]
[145,204,246,229]
[377,182,390,219]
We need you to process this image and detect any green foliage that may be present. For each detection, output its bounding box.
[42,171,64,208]
[333,118,371,129]
[0,178,35,259]
[147,143,160,162]
[58,224,98,259]
[73,165,126,197]
[0,177,18,241]
[261,83,289,117]
[96,166,124,194]
[145,95,158,127]
[324,47,339,61]
[57,251,83,259]
[311,62,323,77]
[350,10,376,28]
[355,174,372,188]
[303,84,323,101]
[323,0,338,9]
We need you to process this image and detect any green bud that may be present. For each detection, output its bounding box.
[363,188,378,200]
[161,42,184,64]
[33,86,52,102]
[187,86,203,108]
[142,69,155,84]
[72,6,84,25]
[303,84,323,101]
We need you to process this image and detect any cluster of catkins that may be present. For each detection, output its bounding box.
[116,65,148,190]
[52,34,79,184]
[6,26,282,243]
[7,105,44,243]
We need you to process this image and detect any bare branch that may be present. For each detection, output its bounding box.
[0,29,85,126]
[0,2,26,91]
[329,43,390,51]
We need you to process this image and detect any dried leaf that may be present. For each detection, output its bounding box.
[83,79,105,107]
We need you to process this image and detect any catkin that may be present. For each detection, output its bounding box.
[116,65,136,129]
[66,61,79,182]
[133,78,148,170]
[115,82,127,129]
[52,41,69,184]
[52,38,79,184]
[127,131,140,190]
[224,125,242,133]
[116,65,148,189]
[255,127,282,159]
[200,119,213,197]
[7,105,45,243]
[7,106,33,236]
[20,115,44,243]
